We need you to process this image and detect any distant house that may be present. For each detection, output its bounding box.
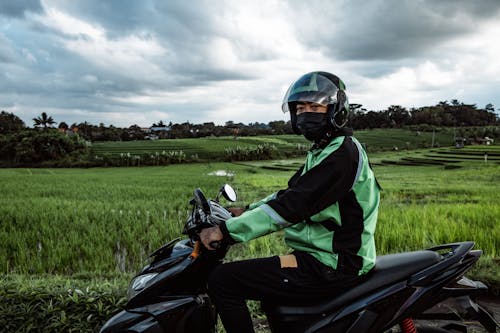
[455,137,466,148]
[481,137,494,145]
[58,126,79,136]
[140,126,171,133]
[150,126,171,132]
[147,126,171,139]
[471,137,494,145]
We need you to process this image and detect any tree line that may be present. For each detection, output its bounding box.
[0,100,498,167]
[350,100,497,130]
[1,100,498,141]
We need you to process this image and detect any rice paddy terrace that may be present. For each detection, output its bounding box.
[90,135,309,160]
[89,129,498,170]
[230,145,500,172]
[377,145,500,168]
[89,129,459,161]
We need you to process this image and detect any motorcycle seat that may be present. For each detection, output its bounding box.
[264,250,441,316]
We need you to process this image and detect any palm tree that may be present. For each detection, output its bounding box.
[33,112,56,129]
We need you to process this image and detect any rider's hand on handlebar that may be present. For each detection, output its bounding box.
[227,207,245,217]
[200,226,224,250]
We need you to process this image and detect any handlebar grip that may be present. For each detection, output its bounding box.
[209,241,221,250]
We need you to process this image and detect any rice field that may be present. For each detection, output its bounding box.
[90,135,309,160]
[90,129,456,160]
[0,147,498,283]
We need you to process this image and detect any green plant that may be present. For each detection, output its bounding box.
[0,275,127,332]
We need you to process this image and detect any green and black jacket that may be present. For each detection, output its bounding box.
[220,129,380,276]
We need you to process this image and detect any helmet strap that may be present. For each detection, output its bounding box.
[327,104,340,129]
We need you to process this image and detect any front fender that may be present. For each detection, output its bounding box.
[100,310,161,333]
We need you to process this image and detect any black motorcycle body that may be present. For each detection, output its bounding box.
[262,242,498,333]
[100,238,222,333]
[101,186,499,333]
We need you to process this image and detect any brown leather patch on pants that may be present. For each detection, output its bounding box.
[279,254,298,268]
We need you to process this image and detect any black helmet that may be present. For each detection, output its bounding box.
[282,71,350,134]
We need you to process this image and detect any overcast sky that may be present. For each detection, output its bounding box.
[1,0,500,127]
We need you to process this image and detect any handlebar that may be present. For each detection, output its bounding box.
[185,185,236,253]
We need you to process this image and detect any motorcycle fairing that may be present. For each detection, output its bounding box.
[101,295,216,333]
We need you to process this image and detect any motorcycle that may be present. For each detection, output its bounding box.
[100,184,499,333]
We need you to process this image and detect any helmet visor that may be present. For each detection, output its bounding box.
[282,72,340,113]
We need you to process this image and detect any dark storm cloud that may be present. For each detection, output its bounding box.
[294,0,500,62]
[0,0,44,18]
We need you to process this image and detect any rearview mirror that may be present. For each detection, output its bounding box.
[220,184,237,202]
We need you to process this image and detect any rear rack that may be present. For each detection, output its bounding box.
[409,242,476,286]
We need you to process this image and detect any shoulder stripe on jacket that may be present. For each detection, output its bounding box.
[351,139,364,191]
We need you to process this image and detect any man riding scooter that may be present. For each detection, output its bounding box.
[200,71,381,333]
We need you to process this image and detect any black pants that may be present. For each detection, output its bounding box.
[207,252,366,333]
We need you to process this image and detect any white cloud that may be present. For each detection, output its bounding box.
[418,62,455,87]
[222,1,301,60]
[349,16,500,111]
[35,6,167,81]
[2,0,500,127]
[40,6,102,39]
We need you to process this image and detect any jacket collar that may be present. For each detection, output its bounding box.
[311,127,353,150]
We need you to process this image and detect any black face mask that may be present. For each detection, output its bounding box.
[296,112,331,142]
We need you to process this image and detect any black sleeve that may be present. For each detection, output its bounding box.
[275,164,305,197]
[219,220,237,244]
[267,137,359,224]
[288,164,304,187]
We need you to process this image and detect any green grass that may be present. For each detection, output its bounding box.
[0,273,127,332]
[1,144,500,333]
[91,135,310,160]
[373,144,500,168]
[354,128,454,151]
[90,129,456,160]
[0,164,241,274]
[1,146,499,279]
[375,165,499,256]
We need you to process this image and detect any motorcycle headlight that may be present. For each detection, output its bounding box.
[127,273,159,300]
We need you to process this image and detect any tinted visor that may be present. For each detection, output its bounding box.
[282,72,339,113]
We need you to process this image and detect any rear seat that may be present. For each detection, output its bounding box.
[264,250,441,316]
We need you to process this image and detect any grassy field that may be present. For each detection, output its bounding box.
[1,144,499,332]
[91,135,309,160]
[90,129,456,160]
[1,145,498,284]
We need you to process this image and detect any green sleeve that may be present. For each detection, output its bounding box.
[247,192,277,210]
[224,204,290,242]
